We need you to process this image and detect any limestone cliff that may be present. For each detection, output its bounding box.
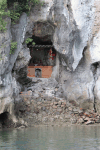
[0,0,100,127]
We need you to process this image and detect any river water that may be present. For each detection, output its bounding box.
[0,125,100,150]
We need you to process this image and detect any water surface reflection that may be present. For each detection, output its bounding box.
[0,126,100,150]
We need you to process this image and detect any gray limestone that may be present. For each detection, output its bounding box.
[1,0,100,127]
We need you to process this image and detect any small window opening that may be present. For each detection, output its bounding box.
[35,68,42,78]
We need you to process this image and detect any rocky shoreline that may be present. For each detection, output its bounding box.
[1,88,100,130]
[11,91,100,128]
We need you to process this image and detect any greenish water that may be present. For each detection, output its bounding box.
[0,126,100,150]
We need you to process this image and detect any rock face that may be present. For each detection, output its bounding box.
[0,0,100,126]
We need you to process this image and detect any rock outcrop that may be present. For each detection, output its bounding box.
[1,0,100,127]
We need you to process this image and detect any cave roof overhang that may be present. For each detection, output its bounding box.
[29,45,54,48]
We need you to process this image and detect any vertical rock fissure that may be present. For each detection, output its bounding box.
[91,63,99,113]
[93,86,96,113]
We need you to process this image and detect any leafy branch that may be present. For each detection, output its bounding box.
[0,0,44,31]
[9,41,17,54]
[25,37,35,45]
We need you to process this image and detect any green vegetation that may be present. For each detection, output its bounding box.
[0,0,44,30]
[9,41,17,54]
[0,0,42,54]
[8,0,41,24]
[25,37,33,44]
[0,0,10,32]
[25,37,35,45]
[32,42,35,45]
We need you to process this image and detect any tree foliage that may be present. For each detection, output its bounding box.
[8,0,41,24]
[0,0,10,32]
[0,0,41,54]
[0,0,43,30]
[25,37,35,45]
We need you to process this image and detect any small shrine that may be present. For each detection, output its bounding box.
[27,45,56,78]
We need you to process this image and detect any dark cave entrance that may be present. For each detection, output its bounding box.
[0,112,13,128]
[27,34,56,78]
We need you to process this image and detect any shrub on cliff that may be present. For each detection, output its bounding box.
[0,0,10,32]
[7,0,42,24]
[0,0,44,31]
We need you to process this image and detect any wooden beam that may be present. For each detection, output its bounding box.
[29,45,53,48]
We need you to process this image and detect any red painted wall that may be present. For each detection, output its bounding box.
[27,66,53,78]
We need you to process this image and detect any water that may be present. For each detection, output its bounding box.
[0,126,100,150]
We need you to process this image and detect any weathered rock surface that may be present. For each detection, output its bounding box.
[1,0,100,127]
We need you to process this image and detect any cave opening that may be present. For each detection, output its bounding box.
[0,112,13,128]
[27,34,56,78]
